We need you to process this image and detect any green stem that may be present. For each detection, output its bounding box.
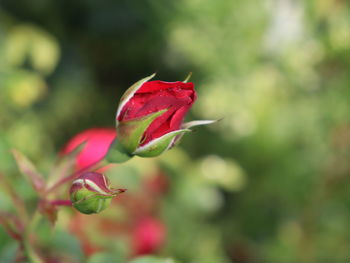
[23,210,44,263]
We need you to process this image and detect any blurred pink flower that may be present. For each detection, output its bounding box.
[62,128,116,170]
[132,216,166,255]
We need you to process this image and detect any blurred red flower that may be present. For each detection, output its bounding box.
[132,216,166,255]
[61,128,116,170]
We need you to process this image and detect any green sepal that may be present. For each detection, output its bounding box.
[171,119,218,147]
[133,129,191,157]
[181,119,217,129]
[71,188,112,214]
[183,72,192,83]
[117,109,167,154]
[104,138,133,164]
[116,73,156,124]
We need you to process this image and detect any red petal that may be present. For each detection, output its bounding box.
[62,128,116,170]
[118,80,196,145]
[137,80,194,93]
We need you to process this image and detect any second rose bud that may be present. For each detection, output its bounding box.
[70,172,126,214]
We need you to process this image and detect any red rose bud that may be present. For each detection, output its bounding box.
[62,128,116,170]
[111,74,216,158]
[69,172,126,214]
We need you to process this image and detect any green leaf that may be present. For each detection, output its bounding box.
[134,129,191,157]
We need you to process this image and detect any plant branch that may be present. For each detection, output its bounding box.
[49,199,72,206]
[23,210,44,263]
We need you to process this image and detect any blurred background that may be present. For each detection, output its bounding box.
[1,0,350,262]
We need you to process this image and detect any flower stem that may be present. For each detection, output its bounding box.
[23,210,44,263]
[50,199,72,206]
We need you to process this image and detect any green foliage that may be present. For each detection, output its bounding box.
[87,253,124,263]
[129,256,180,263]
[1,0,350,262]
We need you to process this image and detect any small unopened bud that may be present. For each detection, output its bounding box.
[69,172,126,214]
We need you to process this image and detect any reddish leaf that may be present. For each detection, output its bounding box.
[0,212,23,241]
[12,150,46,195]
